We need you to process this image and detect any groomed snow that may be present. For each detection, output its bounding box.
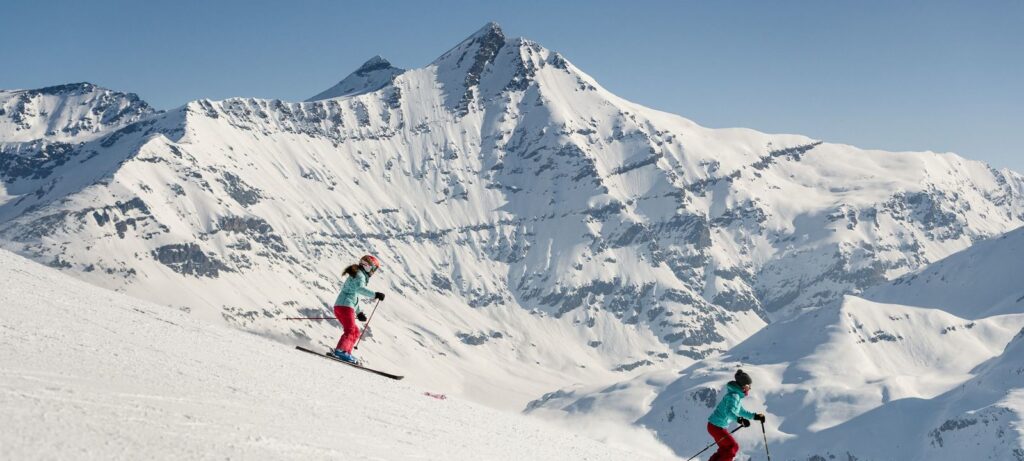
[0,248,671,460]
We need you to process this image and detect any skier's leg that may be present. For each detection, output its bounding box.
[720,431,738,461]
[335,306,361,353]
[706,422,738,461]
[333,305,354,350]
[706,423,723,461]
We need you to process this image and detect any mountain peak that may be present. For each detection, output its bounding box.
[472,21,503,41]
[433,21,507,66]
[307,56,404,101]
[428,22,513,115]
[353,55,394,75]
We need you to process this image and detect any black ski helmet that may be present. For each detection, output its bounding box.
[735,369,753,387]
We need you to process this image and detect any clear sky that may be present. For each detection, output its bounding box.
[3,0,1022,171]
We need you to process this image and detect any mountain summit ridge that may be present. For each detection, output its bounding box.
[0,81,156,144]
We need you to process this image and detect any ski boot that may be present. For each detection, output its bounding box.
[330,349,360,365]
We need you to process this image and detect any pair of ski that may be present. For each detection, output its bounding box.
[295,346,403,380]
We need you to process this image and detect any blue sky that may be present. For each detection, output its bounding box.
[3,0,1022,170]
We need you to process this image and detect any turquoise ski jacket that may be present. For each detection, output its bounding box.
[334,269,376,314]
[708,382,755,428]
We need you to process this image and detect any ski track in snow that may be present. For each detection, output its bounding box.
[0,249,669,460]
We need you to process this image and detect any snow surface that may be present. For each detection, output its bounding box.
[865,226,1024,318]
[531,227,1024,459]
[0,248,673,460]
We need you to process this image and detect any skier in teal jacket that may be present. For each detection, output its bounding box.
[706,369,765,461]
[330,255,385,364]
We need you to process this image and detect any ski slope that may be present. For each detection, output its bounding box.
[0,248,674,460]
[864,226,1024,318]
[528,226,1024,460]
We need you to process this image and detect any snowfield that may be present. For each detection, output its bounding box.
[531,228,1024,460]
[0,248,673,460]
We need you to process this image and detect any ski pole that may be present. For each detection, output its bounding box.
[283,317,336,320]
[760,420,771,461]
[353,299,382,350]
[686,425,743,461]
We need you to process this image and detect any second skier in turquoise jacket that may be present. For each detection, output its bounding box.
[705,369,766,461]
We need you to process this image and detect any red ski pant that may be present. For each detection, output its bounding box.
[334,306,360,353]
[707,422,738,461]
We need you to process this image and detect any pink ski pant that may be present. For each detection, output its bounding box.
[334,306,360,353]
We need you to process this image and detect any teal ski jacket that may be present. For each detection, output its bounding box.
[708,382,755,428]
[334,269,376,314]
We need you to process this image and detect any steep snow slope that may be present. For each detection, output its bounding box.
[0,248,674,460]
[531,296,1024,459]
[531,226,1024,459]
[2,22,1024,434]
[777,325,1024,461]
[865,225,1024,318]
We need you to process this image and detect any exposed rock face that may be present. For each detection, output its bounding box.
[152,243,233,278]
[0,140,76,181]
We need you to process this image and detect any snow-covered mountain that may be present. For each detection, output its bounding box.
[0,247,669,460]
[0,82,156,143]
[531,225,1024,459]
[864,224,1024,318]
[0,82,157,189]
[307,55,405,101]
[2,22,1024,455]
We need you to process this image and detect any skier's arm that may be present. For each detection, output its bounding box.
[352,276,377,298]
[356,286,376,298]
[724,393,755,419]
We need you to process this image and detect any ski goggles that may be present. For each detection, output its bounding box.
[361,262,378,274]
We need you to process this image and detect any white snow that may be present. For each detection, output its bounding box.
[531,227,1024,459]
[865,226,1024,318]
[0,248,671,460]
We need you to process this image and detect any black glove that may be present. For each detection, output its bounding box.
[737,417,751,428]
[374,292,385,301]
[357,311,368,322]
[754,413,766,423]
